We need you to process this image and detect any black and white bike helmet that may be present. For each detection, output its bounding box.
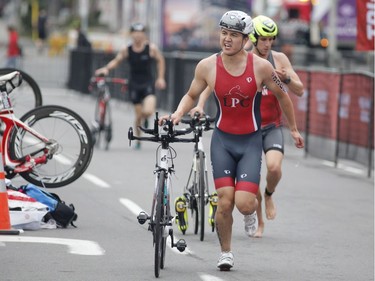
[219,10,253,35]
[130,22,146,32]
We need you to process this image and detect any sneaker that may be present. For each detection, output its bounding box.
[174,196,188,233]
[217,251,234,271]
[244,211,258,237]
[208,192,218,227]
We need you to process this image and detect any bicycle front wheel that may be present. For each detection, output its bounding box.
[0,68,42,117]
[154,170,166,277]
[197,151,206,241]
[9,105,93,188]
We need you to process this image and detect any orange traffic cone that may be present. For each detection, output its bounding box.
[0,145,20,235]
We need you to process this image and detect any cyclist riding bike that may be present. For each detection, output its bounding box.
[95,23,166,150]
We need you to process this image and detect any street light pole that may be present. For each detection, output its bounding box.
[79,0,89,32]
[327,0,338,68]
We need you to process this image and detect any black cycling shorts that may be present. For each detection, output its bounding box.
[210,128,262,194]
[262,124,284,154]
[129,82,154,105]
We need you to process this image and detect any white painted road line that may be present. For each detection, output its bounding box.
[199,274,225,281]
[83,173,111,188]
[321,160,365,175]
[119,198,143,215]
[119,197,193,255]
[0,236,105,255]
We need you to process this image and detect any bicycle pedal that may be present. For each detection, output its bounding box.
[210,192,218,206]
[175,197,187,212]
[174,239,187,252]
[137,211,149,225]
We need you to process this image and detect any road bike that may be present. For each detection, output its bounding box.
[89,76,127,150]
[0,71,93,188]
[0,68,42,117]
[175,114,217,241]
[128,112,197,278]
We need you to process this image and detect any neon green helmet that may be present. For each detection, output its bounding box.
[249,15,278,45]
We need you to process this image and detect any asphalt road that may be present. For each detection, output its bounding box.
[0,87,373,281]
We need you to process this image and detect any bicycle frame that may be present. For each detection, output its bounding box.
[179,114,217,240]
[129,112,195,277]
[149,137,173,235]
[191,132,209,202]
[0,71,93,187]
[90,76,127,150]
[0,75,51,176]
[0,104,51,174]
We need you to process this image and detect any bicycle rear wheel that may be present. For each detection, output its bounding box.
[197,151,206,241]
[0,68,42,117]
[9,105,93,188]
[154,170,166,277]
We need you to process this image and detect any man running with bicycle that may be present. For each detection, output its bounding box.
[161,10,304,270]
[95,23,166,149]
[195,15,305,238]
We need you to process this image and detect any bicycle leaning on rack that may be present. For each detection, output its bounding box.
[174,113,218,241]
[0,71,93,188]
[89,76,127,150]
[128,112,199,278]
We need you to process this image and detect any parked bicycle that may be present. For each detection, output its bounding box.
[0,68,42,117]
[174,113,217,241]
[128,112,196,278]
[89,76,127,150]
[0,71,93,188]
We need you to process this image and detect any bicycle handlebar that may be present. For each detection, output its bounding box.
[180,112,215,132]
[128,112,197,146]
[90,76,128,85]
[89,76,128,92]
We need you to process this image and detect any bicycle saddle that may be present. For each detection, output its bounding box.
[0,71,22,93]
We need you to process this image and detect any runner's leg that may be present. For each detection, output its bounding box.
[264,150,283,220]
[253,188,264,237]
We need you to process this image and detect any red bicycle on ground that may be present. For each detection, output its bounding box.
[0,71,93,188]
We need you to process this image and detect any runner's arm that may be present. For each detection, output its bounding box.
[189,86,212,117]
[150,43,166,90]
[274,52,304,97]
[95,48,128,76]
[262,63,304,148]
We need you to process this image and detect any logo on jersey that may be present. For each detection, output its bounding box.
[262,85,269,96]
[223,85,250,108]
[246,77,252,83]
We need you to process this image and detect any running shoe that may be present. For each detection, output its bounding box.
[217,251,234,271]
[244,211,258,237]
[174,196,188,233]
[208,191,218,227]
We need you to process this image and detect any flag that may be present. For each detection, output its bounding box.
[356,0,375,50]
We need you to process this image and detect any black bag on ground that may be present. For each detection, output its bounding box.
[20,184,78,228]
[44,192,78,228]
